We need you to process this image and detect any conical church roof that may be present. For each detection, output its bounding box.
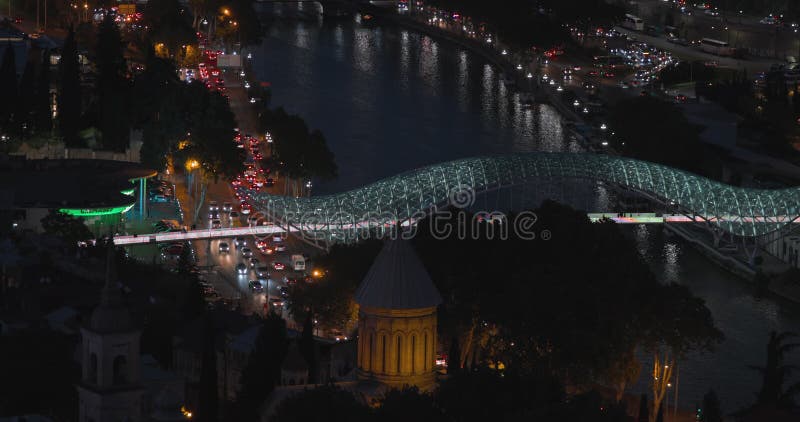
[354,239,442,310]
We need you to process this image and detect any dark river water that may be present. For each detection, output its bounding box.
[250,3,800,412]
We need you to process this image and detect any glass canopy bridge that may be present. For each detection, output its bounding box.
[113,153,800,247]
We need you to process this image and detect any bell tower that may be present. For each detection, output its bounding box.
[77,245,143,422]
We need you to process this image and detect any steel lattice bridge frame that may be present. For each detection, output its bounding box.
[242,152,800,248]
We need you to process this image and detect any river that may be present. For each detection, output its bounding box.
[250,3,800,412]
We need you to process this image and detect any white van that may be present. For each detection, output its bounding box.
[291,254,306,272]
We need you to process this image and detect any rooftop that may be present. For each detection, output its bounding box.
[354,239,442,310]
[0,157,155,211]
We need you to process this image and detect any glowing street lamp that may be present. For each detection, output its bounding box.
[185,159,200,171]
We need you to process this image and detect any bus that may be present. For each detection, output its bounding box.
[699,38,733,56]
[622,14,644,31]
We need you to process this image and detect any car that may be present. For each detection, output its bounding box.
[674,94,688,103]
[234,237,246,248]
[222,202,232,212]
[269,298,284,307]
[241,204,251,215]
[265,178,275,187]
[209,210,220,220]
[236,263,248,274]
[256,265,271,278]
[209,201,219,211]
[249,257,260,268]
[273,243,287,252]
[760,16,777,25]
[667,36,689,46]
[249,280,264,292]
[271,261,285,271]
[241,247,253,258]
[260,247,274,255]
[619,81,630,89]
[247,215,260,226]
[582,81,596,90]
[211,219,222,229]
[585,70,599,78]
[219,242,230,253]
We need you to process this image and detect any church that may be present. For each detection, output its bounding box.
[353,238,442,391]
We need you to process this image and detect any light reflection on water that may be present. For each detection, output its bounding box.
[254,14,577,193]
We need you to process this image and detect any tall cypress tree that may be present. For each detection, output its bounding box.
[0,45,18,133]
[35,49,53,136]
[58,28,82,147]
[15,60,35,137]
[95,13,129,151]
[300,312,319,383]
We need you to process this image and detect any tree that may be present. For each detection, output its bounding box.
[58,27,83,147]
[749,331,800,409]
[300,312,320,383]
[14,59,35,137]
[94,13,130,151]
[178,83,244,223]
[0,43,18,134]
[35,49,52,135]
[260,107,337,196]
[132,46,186,170]
[196,317,219,422]
[699,389,723,422]
[40,209,93,249]
[144,0,197,59]
[270,384,371,422]
[234,312,288,421]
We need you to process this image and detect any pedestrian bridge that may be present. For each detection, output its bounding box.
[247,152,800,244]
[113,153,800,246]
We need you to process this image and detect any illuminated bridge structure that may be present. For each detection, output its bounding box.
[239,152,800,248]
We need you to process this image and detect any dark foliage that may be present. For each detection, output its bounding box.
[58,28,83,147]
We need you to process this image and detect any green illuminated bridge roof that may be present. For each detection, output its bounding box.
[248,152,800,244]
